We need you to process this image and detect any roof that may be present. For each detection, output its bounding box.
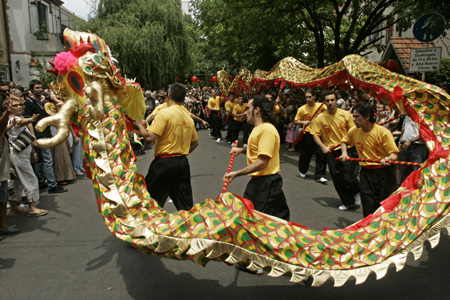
[382,37,435,73]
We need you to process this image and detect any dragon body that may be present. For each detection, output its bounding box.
[38,29,450,287]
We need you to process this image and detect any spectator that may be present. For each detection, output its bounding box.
[23,80,67,194]
[0,99,19,237]
[0,82,10,112]
[6,96,48,217]
[398,116,428,182]
[70,122,85,176]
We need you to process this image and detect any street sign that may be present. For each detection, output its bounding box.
[409,47,442,72]
[413,13,445,42]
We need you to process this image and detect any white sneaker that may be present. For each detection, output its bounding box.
[236,263,264,275]
[243,144,247,148]
[216,138,221,142]
[299,172,306,178]
[354,193,361,205]
[338,204,351,211]
[316,177,328,183]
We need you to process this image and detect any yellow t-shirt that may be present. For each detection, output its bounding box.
[208,96,221,110]
[151,102,190,116]
[148,105,198,157]
[310,109,355,147]
[151,102,168,116]
[273,104,281,115]
[233,103,247,122]
[246,122,280,177]
[342,124,400,167]
[225,101,235,116]
[295,102,326,133]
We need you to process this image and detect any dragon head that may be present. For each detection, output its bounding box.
[37,28,145,148]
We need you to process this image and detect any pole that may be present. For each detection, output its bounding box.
[222,140,239,194]
[335,157,422,167]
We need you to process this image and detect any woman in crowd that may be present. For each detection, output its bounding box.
[6,96,47,216]
[348,95,358,114]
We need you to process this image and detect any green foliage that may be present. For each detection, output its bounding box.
[82,0,191,90]
[427,57,450,86]
[395,1,450,36]
[29,58,56,89]
[192,0,407,69]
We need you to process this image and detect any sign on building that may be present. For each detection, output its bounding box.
[409,47,442,72]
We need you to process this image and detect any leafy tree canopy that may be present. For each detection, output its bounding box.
[81,0,190,90]
[191,0,443,70]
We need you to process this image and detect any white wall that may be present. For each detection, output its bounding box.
[6,0,68,87]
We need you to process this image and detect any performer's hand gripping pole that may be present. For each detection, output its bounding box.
[222,141,239,194]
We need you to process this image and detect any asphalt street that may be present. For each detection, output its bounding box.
[1,128,449,300]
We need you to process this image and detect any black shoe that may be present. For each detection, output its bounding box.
[49,186,68,194]
[39,183,48,190]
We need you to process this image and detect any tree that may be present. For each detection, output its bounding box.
[82,0,191,90]
[192,0,417,69]
[396,0,450,35]
[29,58,56,89]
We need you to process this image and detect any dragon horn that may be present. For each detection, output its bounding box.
[46,60,58,75]
[47,69,58,76]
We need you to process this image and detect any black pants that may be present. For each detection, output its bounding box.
[298,132,326,180]
[226,117,234,143]
[360,165,396,217]
[145,156,193,211]
[209,112,222,139]
[276,120,286,145]
[326,149,360,207]
[400,143,428,182]
[233,120,249,146]
[244,173,290,221]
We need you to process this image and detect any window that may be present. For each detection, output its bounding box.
[37,1,48,32]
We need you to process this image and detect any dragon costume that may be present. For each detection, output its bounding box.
[38,29,450,287]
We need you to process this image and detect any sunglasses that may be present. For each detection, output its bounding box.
[11,104,24,107]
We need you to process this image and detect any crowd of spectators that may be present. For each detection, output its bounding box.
[0,80,83,240]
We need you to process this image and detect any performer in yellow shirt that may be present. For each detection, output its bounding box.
[232,95,249,147]
[224,92,236,144]
[340,102,400,217]
[224,95,290,221]
[294,89,327,182]
[208,91,222,142]
[133,83,199,211]
[310,91,360,211]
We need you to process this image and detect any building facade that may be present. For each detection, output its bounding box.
[4,0,81,87]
